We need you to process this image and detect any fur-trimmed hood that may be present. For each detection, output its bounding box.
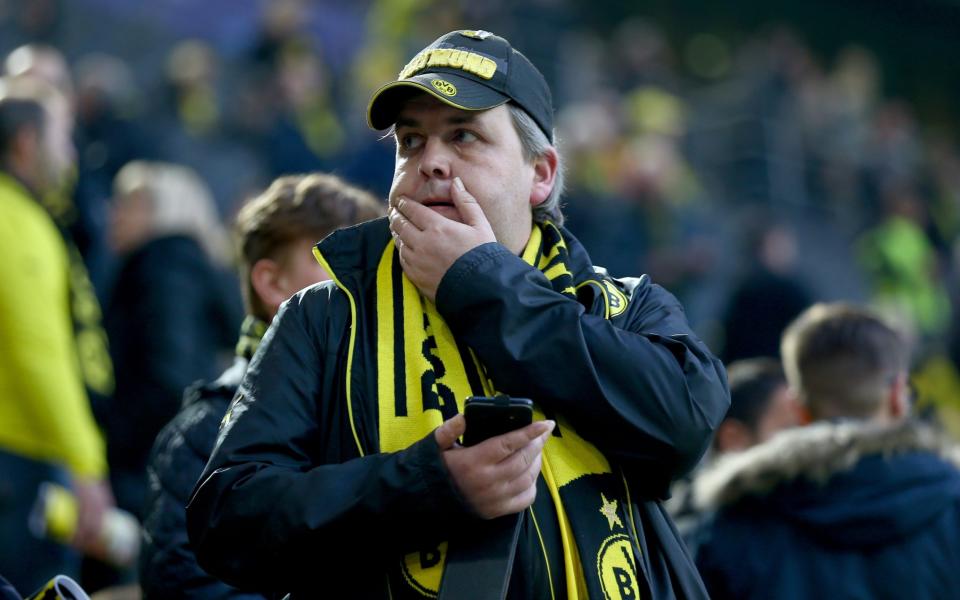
[692,419,960,548]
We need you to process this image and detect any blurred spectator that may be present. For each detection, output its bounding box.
[669,357,799,547]
[165,40,221,138]
[72,52,154,297]
[102,161,242,528]
[856,181,951,341]
[3,43,73,102]
[2,44,79,243]
[155,40,268,219]
[693,303,960,599]
[721,216,813,362]
[714,358,799,453]
[140,173,383,598]
[0,76,115,592]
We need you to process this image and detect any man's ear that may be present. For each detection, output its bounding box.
[529,146,559,207]
[250,257,285,316]
[888,371,910,419]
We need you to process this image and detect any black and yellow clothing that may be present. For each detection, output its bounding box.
[0,173,106,478]
[0,173,106,592]
[188,218,729,598]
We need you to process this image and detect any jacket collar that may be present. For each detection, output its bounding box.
[315,217,600,291]
[692,418,960,511]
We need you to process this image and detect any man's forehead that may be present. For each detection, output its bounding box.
[394,93,493,125]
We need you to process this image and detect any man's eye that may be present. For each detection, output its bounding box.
[453,130,479,143]
[399,134,424,150]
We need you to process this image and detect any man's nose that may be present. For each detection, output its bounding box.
[418,137,452,179]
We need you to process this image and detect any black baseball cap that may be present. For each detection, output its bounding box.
[367,30,555,141]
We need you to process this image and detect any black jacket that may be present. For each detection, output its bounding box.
[140,357,267,599]
[187,219,729,597]
[104,235,241,514]
[692,419,960,599]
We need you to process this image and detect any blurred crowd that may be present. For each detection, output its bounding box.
[2,0,960,595]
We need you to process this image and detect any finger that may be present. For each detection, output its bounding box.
[500,451,542,498]
[497,430,549,478]
[435,414,466,450]
[395,196,442,231]
[479,420,554,462]
[450,177,489,228]
[389,206,421,251]
[495,481,538,518]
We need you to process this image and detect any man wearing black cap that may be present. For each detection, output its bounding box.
[188,30,729,599]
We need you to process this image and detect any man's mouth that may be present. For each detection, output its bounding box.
[420,198,462,221]
[422,198,454,209]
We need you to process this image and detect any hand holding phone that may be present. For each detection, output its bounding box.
[462,396,534,447]
[434,398,553,519]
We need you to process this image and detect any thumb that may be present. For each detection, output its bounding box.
[435,413,466,449]
[451,177,490,230]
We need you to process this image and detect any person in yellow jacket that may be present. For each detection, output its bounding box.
[0,76,114,593]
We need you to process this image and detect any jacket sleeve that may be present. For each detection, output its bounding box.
[436,243,730,494]
[141,394,266,599]
[186,289,470,591]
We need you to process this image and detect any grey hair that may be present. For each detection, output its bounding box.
[508,104,565,226]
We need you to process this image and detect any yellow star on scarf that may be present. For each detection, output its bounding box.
[599,493,623,530]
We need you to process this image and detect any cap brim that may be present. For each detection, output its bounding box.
[367,71,510,130]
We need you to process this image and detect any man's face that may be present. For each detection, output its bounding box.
[389,94,538,254]
[755,384,801,444]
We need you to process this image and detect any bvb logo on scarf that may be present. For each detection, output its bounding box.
[373,223,643,599]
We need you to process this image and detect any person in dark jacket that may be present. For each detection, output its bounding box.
[669,358,800,545]
[187,30,729,599]
[693,303,960,599]
[104,161,242,524]
[138,174,383,599]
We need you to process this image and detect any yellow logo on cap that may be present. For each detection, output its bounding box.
[431,79,457,97]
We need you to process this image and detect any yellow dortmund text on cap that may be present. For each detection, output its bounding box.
[399,48,497,80]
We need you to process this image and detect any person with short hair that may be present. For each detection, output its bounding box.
[714,358,799,453]
[693,303,960,599]
[139,173,383,598]
[0,76,114,593]
[188,30,729,599]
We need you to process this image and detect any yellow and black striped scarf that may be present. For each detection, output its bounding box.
[376,222,643,600]
[235,315,269,361]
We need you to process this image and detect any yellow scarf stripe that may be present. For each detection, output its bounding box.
[376,241,400,441]
[522,225,543,266]
[544,262,572,281]
[526,222,577,300]
[377,241,476,453]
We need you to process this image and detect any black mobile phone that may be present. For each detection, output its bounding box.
[462,395,534,447]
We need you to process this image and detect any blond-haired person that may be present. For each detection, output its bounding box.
[103,161,242,526]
